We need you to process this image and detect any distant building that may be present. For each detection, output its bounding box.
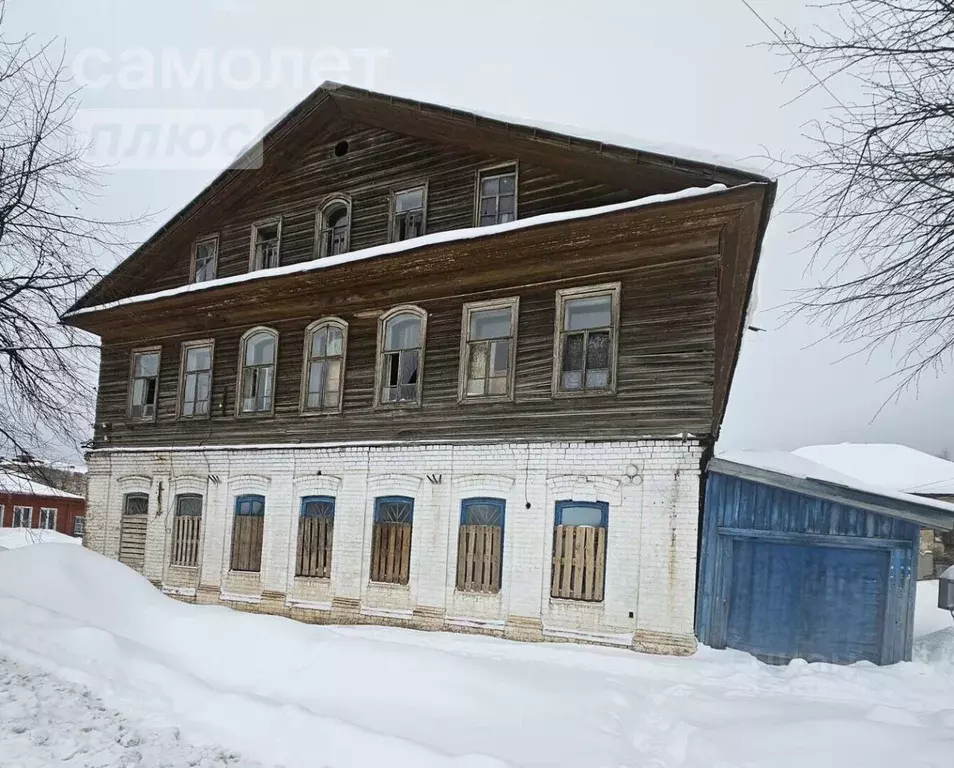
[0,455,87,497]
[794,443,954,578]
[0,471,86,538]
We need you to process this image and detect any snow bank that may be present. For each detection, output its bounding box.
[1,545,954,768]
[0,529,82,550]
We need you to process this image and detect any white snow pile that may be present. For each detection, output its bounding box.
[0,528,82,551]
[1,545,954,768]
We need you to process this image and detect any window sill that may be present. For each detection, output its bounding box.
[372,401,422,411]
[234,411,276,420]
[293,575,331,582]
[551,388,617,400]
[168,564,199,572]
[367,580,410,591]
[297,408,343,418]
[548,597,605,609]
[453,589,502,599]
[457,394,514,406]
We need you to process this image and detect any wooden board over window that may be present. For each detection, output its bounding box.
[370,496,413,584]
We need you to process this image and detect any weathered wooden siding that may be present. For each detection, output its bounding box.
[696,471,920,666]
[111,123,638,298]
[94,253,718,446]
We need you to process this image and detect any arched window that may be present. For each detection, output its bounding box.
[301,318,347,413]
[171,494,202,568]
[316,198,351,258]
[238,328,277,414]
[376,305,427,406]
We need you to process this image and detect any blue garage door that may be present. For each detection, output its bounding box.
[726,540,889,664]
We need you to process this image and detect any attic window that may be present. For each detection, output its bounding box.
[477,165,517,226]
[333,140,350,158]
[390,185,427,242]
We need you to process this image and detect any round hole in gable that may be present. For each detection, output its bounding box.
[333,140,350,158]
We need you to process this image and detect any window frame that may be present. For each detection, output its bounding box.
[39,507,56,530]
[127,345,162,422]
[551,500,608,603]
[178,338,215,420]
[12,505,32,528]
[457,297,520,403]
[314,196,352,258]
[370,495,414,585]
[295,495,336,579]
[388,182,428,243]
[374,304,428,409]
[171,493,203,568]
[457,497,506,594]
[299,317,348,415]
[73,515,85,537]
[236,326,279,417]
[551,283,621,398]
[190,234,219,284]
[230,493,266,573]
[248,216,283,272]
[474,162,518,227]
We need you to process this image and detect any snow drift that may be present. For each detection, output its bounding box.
[0,544,953,767]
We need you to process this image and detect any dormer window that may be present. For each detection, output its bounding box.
[192,236,218,283]
[477,165,517,226]
[390,185,427,242]
[316,199,351,258]
[250,218,282,271]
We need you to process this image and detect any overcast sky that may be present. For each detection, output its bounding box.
[9,0,953,462]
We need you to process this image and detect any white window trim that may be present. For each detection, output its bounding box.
[13,505,32,528]
[236,326,279,417]
[177,338,215,420]
[248,216,283,272]
[388,182,428,243]
[39,507,57,530]
[73,515,85,537]
[128,346,162,422]
[474,162,519,227]
[299,317,348,415]
[551,282,621,398]
[191,234,219,283]
[373,305,428,409]
[457,296,520,403]
[314,196,352,258]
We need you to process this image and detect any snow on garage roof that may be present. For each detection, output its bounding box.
[0,471,84,500]
[794,443,954,496]
[711,449,954,530]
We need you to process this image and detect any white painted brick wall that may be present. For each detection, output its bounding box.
[85,440,704,650]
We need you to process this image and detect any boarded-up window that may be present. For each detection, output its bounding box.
[295,496,334,578]
[119,493,148,572]
[550,501,607,602]
[370,496,413,584]
[230,494,265,572]
[456,498,504,593]
[171,494,202,568]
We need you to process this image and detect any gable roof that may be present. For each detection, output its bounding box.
[710,450,954,531]
[0,471,85,500]
[67,81,775,314]
[794,443,954,496]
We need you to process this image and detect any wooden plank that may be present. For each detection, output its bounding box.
[308,517,319,576]
[456,527,467,590]
[399,522,411,584]
[385,523,396,581]
[571,526,586,598]
[583,526,596,601]
[551,526,563,597]
[489,526,501,593]
[561,524,574,598]
[480,527,492,591]
[594,528,606,601]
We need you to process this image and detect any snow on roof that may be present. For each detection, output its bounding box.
[462,104,775,179]
[713,449,954,517]
[794,443,954,496]
[64,183,733,319]
[0,471,84,500]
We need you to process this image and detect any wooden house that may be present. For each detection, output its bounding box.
[63,82,774,653]
[0,471,86,538]
[698,451,954,665]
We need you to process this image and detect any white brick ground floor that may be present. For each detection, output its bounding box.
[84,440,704,654]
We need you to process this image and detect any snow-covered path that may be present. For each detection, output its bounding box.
[1,543,953,768]
[0,655,259,768]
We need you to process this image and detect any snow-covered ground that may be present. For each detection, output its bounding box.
[0,542,952,768]
[0,528,82,551]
